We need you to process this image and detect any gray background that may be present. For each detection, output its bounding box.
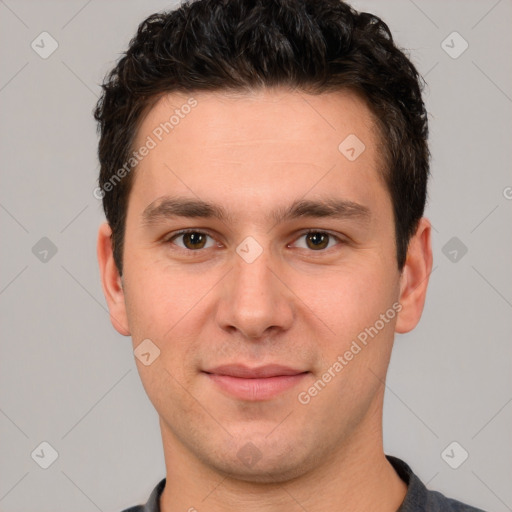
[0,0,511,510]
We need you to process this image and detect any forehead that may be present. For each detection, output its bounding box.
[136,88,379,152]
[129,88,389,221]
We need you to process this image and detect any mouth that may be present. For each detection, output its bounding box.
[202,364,309,401]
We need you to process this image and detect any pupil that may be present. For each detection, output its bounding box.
[308,232,328,249]
[185,232,205,248]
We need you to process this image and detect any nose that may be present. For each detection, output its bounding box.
[215,244,295,341]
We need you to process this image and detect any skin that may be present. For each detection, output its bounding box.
[98,88,432,511]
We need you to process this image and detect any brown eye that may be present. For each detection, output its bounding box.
[170,231,216,250]
[290,231,342,251]
[305,232,329,250]
[183,232,206,249]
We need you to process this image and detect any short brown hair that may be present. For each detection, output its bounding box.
[94,0,429,275]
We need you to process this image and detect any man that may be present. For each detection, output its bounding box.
[94,0,485,510]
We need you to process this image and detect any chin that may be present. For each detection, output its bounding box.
[200,436,321,485]
[219,457,313,485]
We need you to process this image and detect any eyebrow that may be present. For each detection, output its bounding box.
[141,196,372,227]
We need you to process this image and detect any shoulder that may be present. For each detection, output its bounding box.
[387,455,487,512]
[423,488,487,511]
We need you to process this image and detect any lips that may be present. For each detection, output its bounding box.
[204,364,306,378]
[203,364,309,401]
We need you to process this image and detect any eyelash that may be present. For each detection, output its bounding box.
[165,229,345,254]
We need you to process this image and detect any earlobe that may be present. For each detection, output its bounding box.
[97,222,131,336]
[395,217,433,334]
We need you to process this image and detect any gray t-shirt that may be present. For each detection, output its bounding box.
[121,455,486,511]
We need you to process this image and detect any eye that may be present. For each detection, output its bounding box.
[168,230,217,250]
[290,230,343,251]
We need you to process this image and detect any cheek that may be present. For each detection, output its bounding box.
[123,256,199,334]
[122,258,220,381]
[301,267,398,412]
[314,261,396,335]
[302,264,399,394]
[123,265,203,404]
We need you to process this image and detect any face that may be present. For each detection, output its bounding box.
[99,88,431,483]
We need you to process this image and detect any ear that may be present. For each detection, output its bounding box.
[97,222,130,336]
[395,217,433,334]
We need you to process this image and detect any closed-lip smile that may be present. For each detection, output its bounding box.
[203,364,309,401]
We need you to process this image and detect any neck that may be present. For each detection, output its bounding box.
[159,400,406,512]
